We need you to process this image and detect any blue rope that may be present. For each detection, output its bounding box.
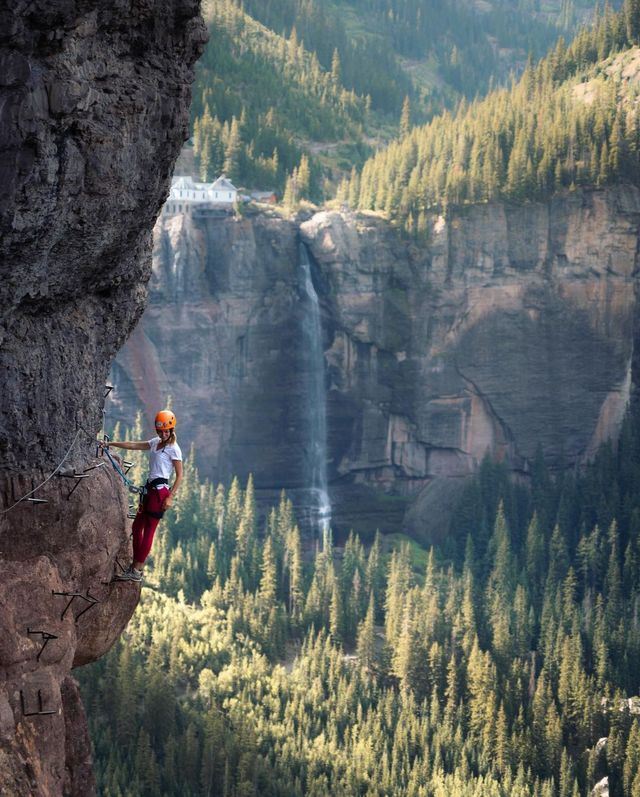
[102,447,143,494]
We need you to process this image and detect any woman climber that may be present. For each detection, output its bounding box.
[100,410,183,582]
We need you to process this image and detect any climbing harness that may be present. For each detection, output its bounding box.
[100,445,171,516]
[139,477,170,519]
[101,441,171,521]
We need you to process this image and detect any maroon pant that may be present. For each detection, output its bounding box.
[132,485,169,564]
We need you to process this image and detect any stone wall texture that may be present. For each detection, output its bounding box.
[0,1,206,793]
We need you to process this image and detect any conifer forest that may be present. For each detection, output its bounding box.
[80,404,640,796]
[189,0,606,199]
[189,0,640,220]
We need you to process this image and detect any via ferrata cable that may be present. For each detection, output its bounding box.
[0,428,84,515]
[1,429,143,515]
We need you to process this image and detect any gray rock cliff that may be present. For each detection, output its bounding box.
[114,186,640,542]
[1,0,206,471]
[0,1,206,794]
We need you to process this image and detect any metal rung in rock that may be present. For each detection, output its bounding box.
[27,628,58,661]
[24,477,48,504]
[52,590,100,622]
[57,470,90,500]
[20,689,56,717]
[83,461,105,473]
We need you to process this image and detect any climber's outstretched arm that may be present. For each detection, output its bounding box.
[100,440,151,451]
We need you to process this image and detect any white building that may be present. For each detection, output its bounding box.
[209,175,238,204]
[163,175,238,215]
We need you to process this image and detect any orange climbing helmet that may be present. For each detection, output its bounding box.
[155,410,177,430]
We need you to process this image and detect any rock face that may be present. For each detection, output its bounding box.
[0,0,206,472]
[0,1,205,794]
[304,189,638,540]
[114,186,639,542]
[0,469,140,796]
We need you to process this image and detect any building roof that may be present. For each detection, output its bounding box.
[211,175,237,192]
[171,175,196,189]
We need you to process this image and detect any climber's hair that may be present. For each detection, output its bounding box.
[158,430,177,450]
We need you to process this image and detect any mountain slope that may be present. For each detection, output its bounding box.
[238,0,601,108]
[190,0,603,198]
[342,6,640,231]
[192,1,370,194]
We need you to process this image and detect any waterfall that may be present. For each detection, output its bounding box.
[298,242,331,536]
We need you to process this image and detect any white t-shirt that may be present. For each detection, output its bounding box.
[147,437,183,481]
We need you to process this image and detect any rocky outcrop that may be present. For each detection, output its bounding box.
[0,468,139,795]
[114,187,639,542]
[0,1,205,793]
[303,188,638,540]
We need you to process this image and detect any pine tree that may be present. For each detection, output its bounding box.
[286,523,304,622]
[393,600,415,691]
[259,535,278,612]
[443,650,459,727]
[206,542,217,584]
[384,544,412,649]
[624,721,640,795]
[526,512,546,606]
[329,572,344,645]
[356,592,376,670]
[331,48,341,85]
[486,502,515,662]
[400,95,411,139]
[223,117,243,182]
[283,170,298,210]
[235,475,256,584]
[366,531,386,620]
[297,154,311,199]
[495,702,511,776]
[605,520,622,625]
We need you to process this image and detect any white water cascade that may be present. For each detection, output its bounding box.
[298,242,331,536]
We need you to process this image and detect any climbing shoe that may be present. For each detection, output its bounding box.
[115,566,143,583]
